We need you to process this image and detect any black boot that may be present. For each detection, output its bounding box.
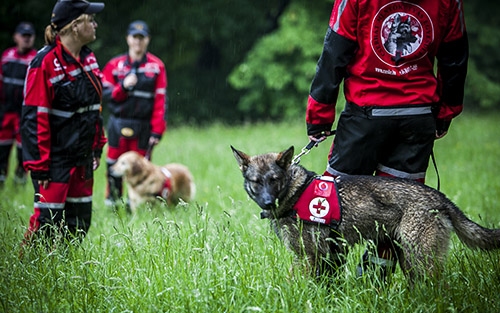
[14,166,27,185]
[356,247,396,281]
[105,163,123,207]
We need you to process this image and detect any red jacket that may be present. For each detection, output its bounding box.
[306,0,468,135]
[22,37,107,180]
[0,46,37,114]
[102,52,167,138]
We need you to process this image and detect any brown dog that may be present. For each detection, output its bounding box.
[232,146,500,281]
[110,151,195,212]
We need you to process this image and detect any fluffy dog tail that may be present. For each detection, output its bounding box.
[447,202,500,250]
[189,181,196,201]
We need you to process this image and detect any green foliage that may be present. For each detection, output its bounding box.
[93,0,288,125]
[464,1,500,109]
[1,113,500,312]
[465,62,500,108]
[228,0,500,119]
[466,1,500,82]
[1,1,500,124]
[228,1,332,120]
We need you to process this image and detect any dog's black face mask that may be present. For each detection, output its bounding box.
[242,163,288,212]
[231,146,294,216]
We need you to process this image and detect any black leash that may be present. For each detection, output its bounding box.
[144,143,154,161]
[430,150,440,191]
[292,130,336,165]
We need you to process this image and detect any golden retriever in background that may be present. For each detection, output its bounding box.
[110,151,195,212]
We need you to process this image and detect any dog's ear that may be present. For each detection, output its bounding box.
[276,146,294,170]
[231,146,250,172]
[130,159,142,176]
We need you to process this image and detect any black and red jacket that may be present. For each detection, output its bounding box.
[21,37,107,180]
[102,52,167,139]
[0,46,37,115]
[306,0,469,135]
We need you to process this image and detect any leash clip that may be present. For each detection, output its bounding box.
[292,130,335,165]
[292,139,323,165]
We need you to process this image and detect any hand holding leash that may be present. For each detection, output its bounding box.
[308,130,333,144]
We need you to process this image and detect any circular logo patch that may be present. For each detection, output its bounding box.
[371,1,433,67]
[121,127,135,137]
[309,197,330,218]
[318,181,329,191]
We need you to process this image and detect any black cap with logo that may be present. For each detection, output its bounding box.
[127,20,150,37]
[15,22,36,35]
[51,0,105,31]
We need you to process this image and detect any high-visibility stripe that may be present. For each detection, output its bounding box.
[3,77,25,86]
[332,0,349,32]
[327,164,426,180]
[66,196,93,203]
[34,196,92,209]
[372,106,432,116]
[130,90,154,99]
[49,74,65,84]
[38,104,101,118]
[376,164,426,180]
[35,202,65,209]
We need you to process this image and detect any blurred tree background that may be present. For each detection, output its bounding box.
[1,0,499,125]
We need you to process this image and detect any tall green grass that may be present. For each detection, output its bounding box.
[1,113,499,312]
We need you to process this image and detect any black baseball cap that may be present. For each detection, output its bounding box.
[15,22,35,35]
[51,0,105,31]
[127,20,150,37]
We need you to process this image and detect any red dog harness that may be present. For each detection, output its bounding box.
[158,168,172,199]
[293,176,342,228]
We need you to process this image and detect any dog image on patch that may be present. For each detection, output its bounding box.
[231,146,500,281]
[110,151,195,212]
[383,13,419,57]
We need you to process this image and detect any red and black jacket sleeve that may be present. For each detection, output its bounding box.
[306,27,357,136]
[22,47,53,181]
[101,55,129,104]
[434,0,468,132]
[149,54,167,139]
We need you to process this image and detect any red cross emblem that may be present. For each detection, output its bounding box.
[308,197,330,218]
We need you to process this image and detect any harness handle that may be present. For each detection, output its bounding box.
[292,130,336,165]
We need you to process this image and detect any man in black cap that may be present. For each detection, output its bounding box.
[102,20,168,208]
[0,22,37,186]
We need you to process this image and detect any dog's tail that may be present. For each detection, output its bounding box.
[190,181,196,201]
[447,202,500,250]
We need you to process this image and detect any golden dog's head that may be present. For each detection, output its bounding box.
[110,151,145,178]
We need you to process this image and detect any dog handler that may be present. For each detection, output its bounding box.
[306,0,468,277]
[21,0,106,245]
[102,20,168,206]
[0,22,37,186]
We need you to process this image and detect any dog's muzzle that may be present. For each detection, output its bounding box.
[108,167,121,178]
[258,199,277,219]
[260,210,271,219]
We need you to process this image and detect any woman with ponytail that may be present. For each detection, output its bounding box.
[21,0,107,249]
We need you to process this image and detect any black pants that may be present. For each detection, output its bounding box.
[326,102,436,182]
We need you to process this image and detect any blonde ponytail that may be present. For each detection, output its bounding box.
[45,16,84,46]
[44,25,57,45]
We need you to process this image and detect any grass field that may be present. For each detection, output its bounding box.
[1,112,499,312]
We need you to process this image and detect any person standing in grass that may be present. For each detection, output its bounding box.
[0,22,37,186]
[102,20,168,207]
[21,0,107,246]
[305,0,468,278]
